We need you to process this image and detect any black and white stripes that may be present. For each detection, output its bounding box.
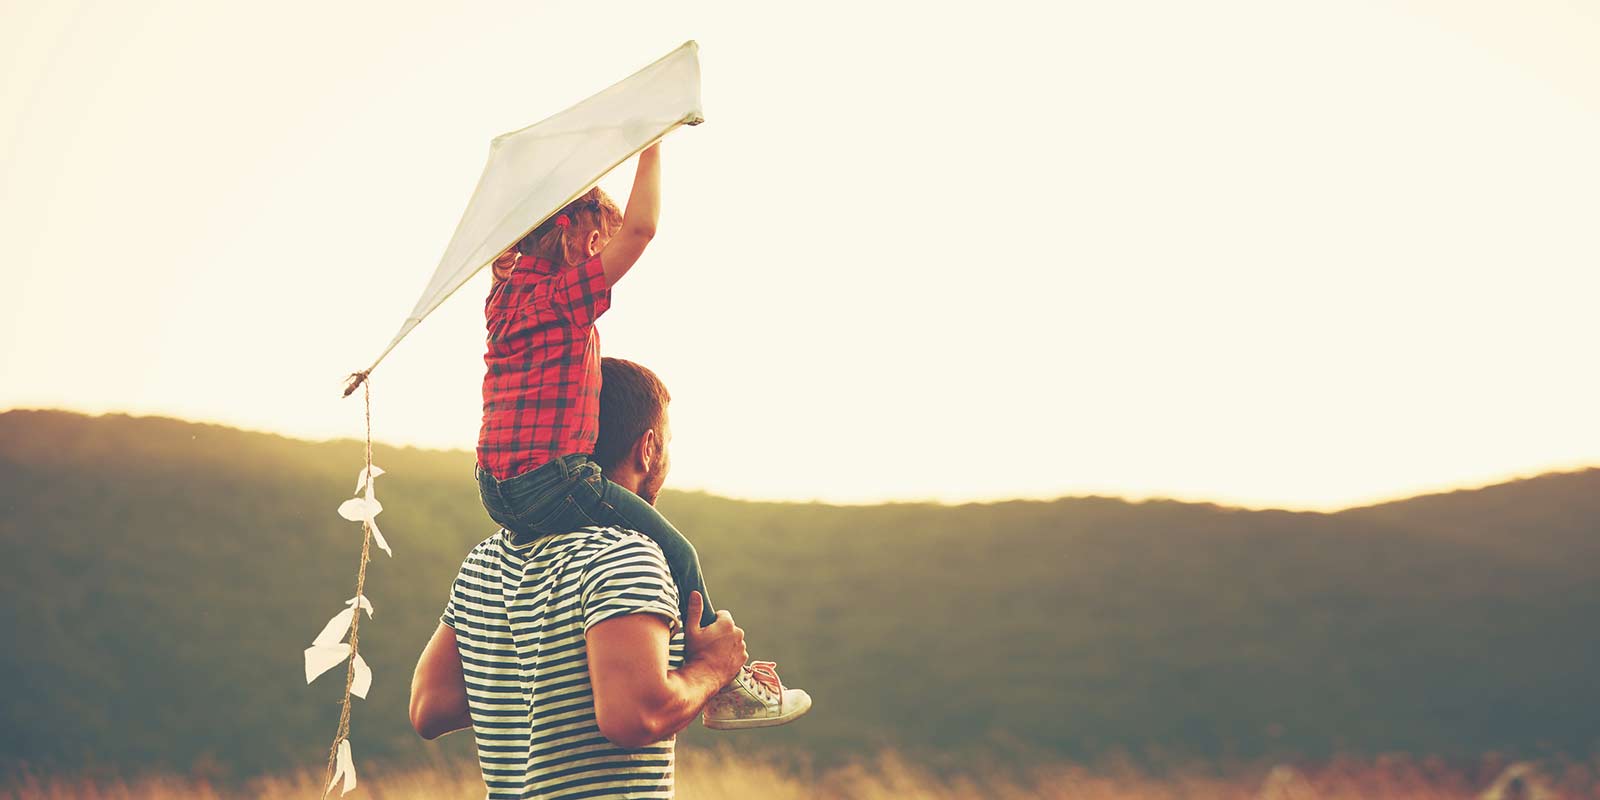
[443,527,685,799]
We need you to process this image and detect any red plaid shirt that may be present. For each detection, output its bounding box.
[478,253,612,480]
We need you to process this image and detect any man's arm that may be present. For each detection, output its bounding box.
[409,622,473,740]
[597,143,660,287]
[586,591,745,748]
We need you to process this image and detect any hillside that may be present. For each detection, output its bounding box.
[1,409,1597,777]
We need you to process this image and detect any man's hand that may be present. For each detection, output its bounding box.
[587,593,743,748]
[683,591,746,683]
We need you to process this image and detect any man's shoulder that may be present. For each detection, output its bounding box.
[459,526,664,570]
[454,527,677,629]
[568,526,662,552]
[547,526,669,571]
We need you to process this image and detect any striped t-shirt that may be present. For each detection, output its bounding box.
[442,526,686,799]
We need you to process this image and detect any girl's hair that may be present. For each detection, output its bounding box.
[493,188,625,281]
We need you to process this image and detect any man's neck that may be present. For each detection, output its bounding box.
[606,467,644,498]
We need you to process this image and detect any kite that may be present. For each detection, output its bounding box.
[344,39,705,395]
[308,41,705,797]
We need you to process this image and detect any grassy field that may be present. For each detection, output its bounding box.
[5,749,1595,799]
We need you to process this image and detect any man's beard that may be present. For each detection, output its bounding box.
[636,462,667,505]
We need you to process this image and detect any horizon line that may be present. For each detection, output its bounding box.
[5,404,1596,515]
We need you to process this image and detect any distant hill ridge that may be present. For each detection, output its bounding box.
[1,409,1597,776]
[6,407,1592,511]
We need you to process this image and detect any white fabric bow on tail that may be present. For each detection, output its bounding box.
[327,738,357,796]
[339,464,392,557]
[304,595,376,699]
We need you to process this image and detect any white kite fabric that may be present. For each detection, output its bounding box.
[346,40,704,392]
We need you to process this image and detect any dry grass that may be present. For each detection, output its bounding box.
[4,749,1597,799]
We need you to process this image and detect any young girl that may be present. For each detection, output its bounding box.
[475,143,809,730]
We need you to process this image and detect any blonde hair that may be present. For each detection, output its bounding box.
[492,188,624,282]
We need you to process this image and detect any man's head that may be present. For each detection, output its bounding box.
[593,357,672,504]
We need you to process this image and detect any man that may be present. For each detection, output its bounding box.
[409,358,805,798]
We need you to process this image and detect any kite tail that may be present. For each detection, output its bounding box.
[322,377,376,798]
[342,371,370,398]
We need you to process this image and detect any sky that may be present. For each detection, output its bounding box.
[2,0,1597,511]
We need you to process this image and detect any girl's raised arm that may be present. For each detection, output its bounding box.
[598,143,661,287]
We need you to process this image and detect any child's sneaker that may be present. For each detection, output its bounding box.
[703,661,811,730]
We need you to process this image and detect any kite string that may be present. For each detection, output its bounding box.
[322,378,375,798]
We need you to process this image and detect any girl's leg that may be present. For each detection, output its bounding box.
[566,462,717,629]
[477,457,598,544]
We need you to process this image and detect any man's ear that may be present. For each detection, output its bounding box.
[637,429,659,473]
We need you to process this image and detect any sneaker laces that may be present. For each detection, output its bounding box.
[747,661,784,699]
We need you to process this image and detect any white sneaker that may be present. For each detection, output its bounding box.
[702,661,812,730]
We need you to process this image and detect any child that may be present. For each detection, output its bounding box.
[475,143,809,730]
